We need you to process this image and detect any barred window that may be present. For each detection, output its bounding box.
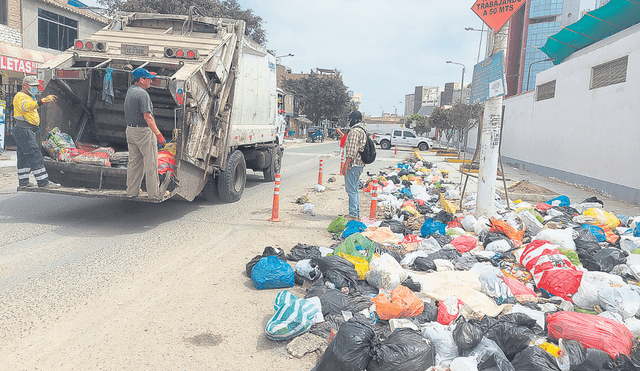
[37,8,78,51]
[536,80,556,101]
[590,56,628,89]
[0,0,7,25]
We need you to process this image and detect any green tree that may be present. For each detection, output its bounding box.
[97,0,267,45]
[428,106,452,146]
[282,73,350,125]
[408,114,430,136]
[449,102,483,154]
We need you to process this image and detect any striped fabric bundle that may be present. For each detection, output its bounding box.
[265,291,319,341]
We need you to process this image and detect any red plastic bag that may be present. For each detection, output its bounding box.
[450,235,477,253]
[400,234,423,245]
[447,217,464,229]
[501,276,537,301]
[516,240,583,300]
[547,311,633,358]
[536,203,552,212]
[158,150,176,175]
[371,285,424,320]
[490,217,525,242]
[437,296,464,325]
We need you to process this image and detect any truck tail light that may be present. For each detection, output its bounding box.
[164,47,198,60]
[56,69,86,79]
[73,39,108,52]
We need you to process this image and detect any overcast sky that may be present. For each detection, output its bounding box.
[240,0,487,117]
[83,0,489,116]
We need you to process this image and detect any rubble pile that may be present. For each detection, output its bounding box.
[247,155,640,371]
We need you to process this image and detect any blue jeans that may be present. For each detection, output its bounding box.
[12,126,50,187]
[345,165,364,217]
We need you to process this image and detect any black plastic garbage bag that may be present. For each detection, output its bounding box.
[380,220,409,235]
[562,339,587,368]
[434,210,455,225]
[582,196,604,207]
[375,245,404,263]
[314,255,359,290]
[308,287,370,316]
[411,257,437,272]
[486,321,536,361]
[575,348,613,370]
[453,317,484,351]
[411,303,438,325]
[574,228,601,254]
[401,276,422,292]
[499,313,544,336]
[607,354,640,371]
[428,248,462,261]
[581,248,628,272]
[245,246,286,276]
[416,204,433,215]
[551,205,580,218]
[511,346,560,371]
[309,314,345,339]
[431,233,453,247]
[312,318,375,371]
[463,336,515,371]
[286,243,322,261]
[356,280,380,297]
[367,328,436,371]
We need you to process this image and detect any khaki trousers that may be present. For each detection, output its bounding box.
[126,126,159,198]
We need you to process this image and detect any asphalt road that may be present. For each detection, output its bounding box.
[0,140,407,370]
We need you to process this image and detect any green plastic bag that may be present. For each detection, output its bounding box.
[559,248,582,267]
[328,216,348,233]
[333,232,375,262]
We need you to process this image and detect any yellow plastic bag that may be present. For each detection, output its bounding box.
[338,252,369,280]
[584,208,620,231]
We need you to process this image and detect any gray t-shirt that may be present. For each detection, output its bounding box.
[124,84,153,126]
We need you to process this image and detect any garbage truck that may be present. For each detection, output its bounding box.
[20,12,284,203]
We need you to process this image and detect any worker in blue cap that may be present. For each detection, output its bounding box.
[124,67,166,199]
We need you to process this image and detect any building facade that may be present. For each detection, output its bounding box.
[413,85,442,115]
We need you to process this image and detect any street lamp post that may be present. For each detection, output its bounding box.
[276,53,294,65]
[446,61,466,104]
[525,58,554,92]
[465,26,490,63]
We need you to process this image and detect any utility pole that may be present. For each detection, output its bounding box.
[475,24,509,217]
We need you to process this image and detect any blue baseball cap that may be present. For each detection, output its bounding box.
[132,68,155,79]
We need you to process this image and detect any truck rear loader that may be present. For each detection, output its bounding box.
[20,12,283,203]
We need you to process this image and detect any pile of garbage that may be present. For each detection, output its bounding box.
[247,156,640,371]
[41,127,176,176]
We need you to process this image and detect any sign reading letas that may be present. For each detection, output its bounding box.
[471,0,526,31]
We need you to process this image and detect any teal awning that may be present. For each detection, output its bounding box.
[540,0,640,65]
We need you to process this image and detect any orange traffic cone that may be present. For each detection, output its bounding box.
[370,180,378,220]
[268,174,281,222]
[318,158,323,185]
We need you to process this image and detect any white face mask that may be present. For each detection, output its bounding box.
[28,87,39,96]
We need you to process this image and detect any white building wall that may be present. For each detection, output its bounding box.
[469,23,640,204]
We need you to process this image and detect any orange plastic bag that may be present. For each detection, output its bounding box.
[371,285,424,320]
[490,217,525,242]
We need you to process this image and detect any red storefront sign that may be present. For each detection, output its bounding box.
[0,56,38,74]
[471,0,526,31]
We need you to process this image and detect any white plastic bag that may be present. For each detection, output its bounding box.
[598,311,624,324]
[485,239,512,253]
[433,259,454,271]
[572,271,625,310]
[450,356,478,371]
[422,322,459,366]
[418,236,442,254]
[535,228,576,250]
[400,250,430,267]
[461,215,478,232]
[625,317,640,336]
[302,203,315,214]
[314,184,326,192]
[365,253,408,290]
[597,286,640,320]
[295,259,320,280]
[511,304,546,329]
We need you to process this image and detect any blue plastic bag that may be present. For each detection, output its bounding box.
[342,220,367,238]
[251,255,294,290]
[635,223,640,238]
[544,195,570,207]
[582,224,606,242]
[421,218,446,237]
[399,188,413,198]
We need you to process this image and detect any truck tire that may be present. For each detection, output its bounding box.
[217,149,246,203]
[418,142,429,151]
[380,140,391,150]
[263,147,282,182]
[200,175,219,202]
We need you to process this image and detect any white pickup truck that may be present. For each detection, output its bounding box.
[373,129,433,151]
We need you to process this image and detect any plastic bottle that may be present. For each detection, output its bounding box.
[556,338,570,371]
[538,341,564,357]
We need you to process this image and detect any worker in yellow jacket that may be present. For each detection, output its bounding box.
[12,75,60,190]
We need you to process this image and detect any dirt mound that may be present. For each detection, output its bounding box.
[508,180,557,195]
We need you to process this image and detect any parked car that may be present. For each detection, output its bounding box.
[373,129,432,151]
